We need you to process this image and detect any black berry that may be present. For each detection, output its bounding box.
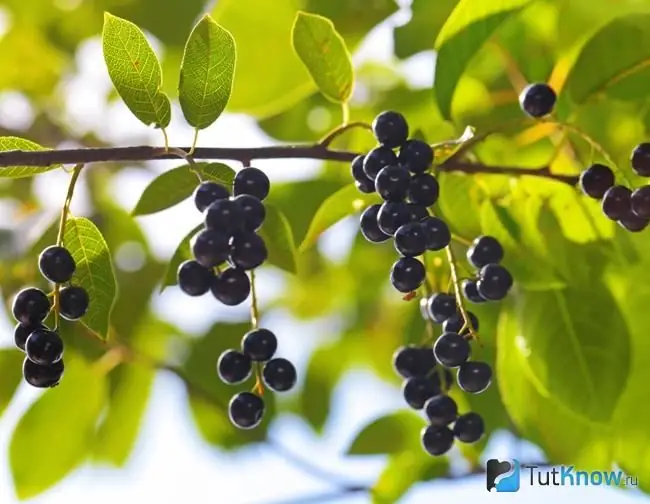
[579,164,615,199]
[14,323,46,352]
[23,358,64,388]
[424,395,458,426]
[618,211,650,232]
[377,201,411,235]
[421,424,454,456]
[461,279,486,303]
[233,167,270,201]
[477,264,513,300]
[363,146,398,180]
[427,293,456,323]
[467,236,503,268]
[360,204,391,243]
[211,267,250,305]
[217,349,252,384]
[229,232,267,270]
[399,140,433,174]
[394,222,427,257]
[372,111,409,148]
[433,332,470,368]
[351,155,374,193]
[177,260,213,296]
[25,328,63,366]
[59,286,89,320]
[602,185,632,221]
[407,204,429,222]
[392,346,436,379]
[242,328,277,361]
[402,376,444,410]
[262,358,297,392]
[407,173,439,207]
[390,257,425,293]
[519,83,556,118]
[453,412,484,443]
[631,143,650,177]
[631,186,650,219]
[375,165,410,201]
[457,361,492,394]
[420,217,451,250]
[193,181,229,212]
[204,199,244,234]
[442,311,479,335]
[12,288,50,325]
[233,194,266,232]
[38,246,76,284]
[228,392,264,429]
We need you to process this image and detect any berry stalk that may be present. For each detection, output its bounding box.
[249,269,264,396]
[444,244,478,341]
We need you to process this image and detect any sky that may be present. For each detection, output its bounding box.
[0,3,648,503]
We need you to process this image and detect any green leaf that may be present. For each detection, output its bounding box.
[258,204,298,274]
[434,0,532,119]
[299,184,380,252]
[179,15,236,130]
[435,173,483,238]
[102,12,171,128]
[0,350,23,417]
[291,12,354,103]
[132,162,235,216]
[0,137,60,178]
[393,0,458,59]
[63,217,118,340]
[10,356,107,500]
[160,223,203,290]
[347,412,425,455]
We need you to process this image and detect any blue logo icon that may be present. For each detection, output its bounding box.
[486,459,520,492]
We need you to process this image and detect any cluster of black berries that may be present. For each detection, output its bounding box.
[461,236,513,303]
[12,246,89,388]
[177,167,270,304]
[578,144,650,232]
[217,328,297,429]
[352,111,449,293]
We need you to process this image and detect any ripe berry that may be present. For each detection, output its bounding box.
[360,204,391,243]
[427,293,456,323]
[211,268,250,305]
[217,349,252,384]
[467,236,503,268]
[402,376,445,410]
[204,199,244,234]
[434,332,470,368]
[461,279,486,303]
[421,425,454,456]
[363,146,398,180]
[192,228,229,269]
[23,358,64,388]
[193,181,229,212]
[25,328,63,366]
[457,361,492,394]
[442,311,479,335]
[242,328,277,361]
[602,186,632,221]
[394,222,427,257]
[12,288,50,325]
[233,194,266,232]
[407,204,429,222]
[420,217,450,250]
[375,165,410,201]
[631,186,650,219]
[377,201,411,235]
[177,260,213,296]
[38,246,76,284]
[631,143,650,177]
[351,155,374,193]
[519,83,556,118]
[477,264,513,300]
[229,232,268,270]
[392,346,436,379]
[59,286,89,320]
[262,358,297,392]
[372,111,409,148]
[579,164,615,199]
[407,173,439,207]
[14,323,46,352]
[390,257,425,293]
[233,167,270,201]
[618,211,650,232]
[453,412,484,443]
[228,391,264,429]
[399,140,433,174]
[424,395,458,426]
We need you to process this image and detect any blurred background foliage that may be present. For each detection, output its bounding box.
[1,0,650,501]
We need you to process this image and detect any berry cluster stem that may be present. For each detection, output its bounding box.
[249,269,264,396]
[444,244,478,341]
[318,121,372,148]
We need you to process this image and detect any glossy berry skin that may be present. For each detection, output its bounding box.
[407,173,439,207]
[457,361,492,394]
[177,260,213,296]
[233,194,266,232]
[229,232,268,270]
[377,201,411,235]
[26,328,63,366]
[434,332,470,368]
[23,358,64,388]
[375,165,410,201]
[420,217,451,251]
[402,376,442,410]
[392,345,436,379]
[262,358,297,392]
[360,204,391,243]
[372,111,409,148]
[242,328,277,362]
[14,323,46,352]
[443,311,479,335]
[39,246,76,284]
[217,349,252,384]
[421,425,454,456]
[631,143,650,177]
[192,229,230,268]
[351,155,374,193]
[453,412,484,443]
[59,286,89,320]
[631,186,650,219]
[363,146,398,180]
[477,264,513,300]
[233,167,270,201]
[390,257,425,293]
[394,222,427,257]
[424,395,458,426]
[618,211,650,232]
[12,288,50,325]
[467,236,503,268]
[408,204,429,222]
[427,293,457,324]
[193,181,229,212]
[211,268,250,305]
[602,185,632,221]
[519,83,556,118]
[579,164,615,199]
[399,140,434,174]
[462,279,486,303]
[204,199,245,235]
[228,392,264,429]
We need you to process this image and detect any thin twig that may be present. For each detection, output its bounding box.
[318,121,372,148]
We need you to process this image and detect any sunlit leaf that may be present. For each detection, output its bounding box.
[161,223,203,290]
[0,350,23,418]
[258,204,298,274]
[347,412,425,455]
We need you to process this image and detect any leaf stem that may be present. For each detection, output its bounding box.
[166,147,202,182]
[444,245,478,341]
[341,102,350,126]
[318,121,372,148]
[451,233,473,247]
[161,128,170,152]
[189,129,200,156]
